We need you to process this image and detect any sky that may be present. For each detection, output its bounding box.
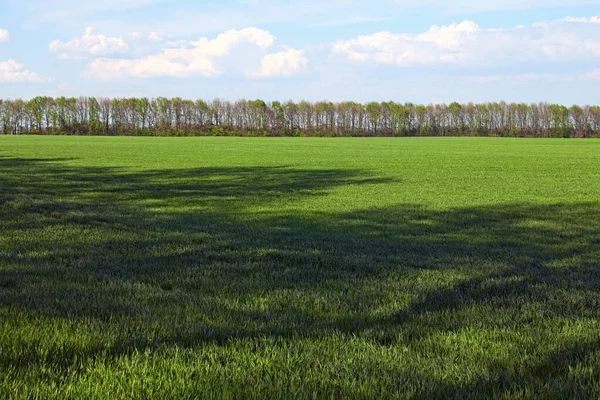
[0,0,599,104]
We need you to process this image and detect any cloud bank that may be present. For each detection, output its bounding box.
[332,17,600,67]
[77,27,306,79]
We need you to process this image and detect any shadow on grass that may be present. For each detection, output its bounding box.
[1,156,599,395]
[420,336,600,398]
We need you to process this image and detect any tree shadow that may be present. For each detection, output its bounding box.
[415,337,600,398]
[1,156,599,395]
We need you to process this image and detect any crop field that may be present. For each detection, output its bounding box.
[1,136,600,398]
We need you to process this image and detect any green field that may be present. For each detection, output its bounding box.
[1,136,600,398]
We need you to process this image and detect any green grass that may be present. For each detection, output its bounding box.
[1,136,600,399]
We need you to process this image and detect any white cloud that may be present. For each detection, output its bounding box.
[333,17,600,67]
[253,49,308,77]
[83,27,305,80]
[0,29,9,43]
[85,56,219,79]
[187,27,275,56]
[0,59,50,83]
[333,20,480,66]
[583,69,600,80]
[147,31,169,42]
[49,27,129,59]
[560,16,600,24]
[129,29,172,42]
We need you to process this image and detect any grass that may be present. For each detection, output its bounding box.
[1,136,600,399]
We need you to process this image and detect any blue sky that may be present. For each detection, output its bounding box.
[1,0,599,104]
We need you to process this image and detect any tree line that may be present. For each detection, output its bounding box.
[1,97,599,137]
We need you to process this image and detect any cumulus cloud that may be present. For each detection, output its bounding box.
[0,29,9,42]
[0,59,49,83]
[253,49,308,77]
[83,27,305,79]
[332,17,600,67]
[49,27,129,59]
